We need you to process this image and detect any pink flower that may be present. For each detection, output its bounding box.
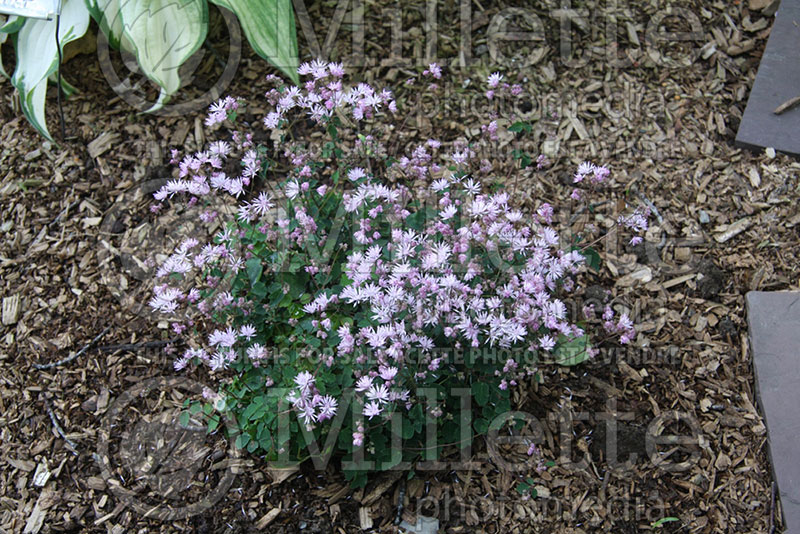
[355,375,373,392]
[348,167,367,181]
[363,401,383,419]
[294,371,315,392]
[424,63,442,79]
[539,335,555,352]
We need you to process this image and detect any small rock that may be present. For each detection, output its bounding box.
[718,317,737,337]
[697,260,726,299]
[714,452,731,470]
[399,516,439,534]
[698,210,710,224]
[81,396,98,412]
[584,285,608,303]
[96,388,110,413]
[631,242,660,264]
[748,0,774,10]
[87,476,107,490]
[674,247,692,262]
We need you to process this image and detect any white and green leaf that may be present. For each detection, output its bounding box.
[49,72,80,97]
[1,15,24,79]
[11,0,90,140]
[209,0,298,83]
[84,0,125,50]
[1,15,24,34]
[118,0,208,111]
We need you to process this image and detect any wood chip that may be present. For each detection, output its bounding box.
[266,465,298,486]
[362,471,402,505]
[773,95,800,115]
[2,294,20,325]
[616,266,653,287]
[255,506,281,529]
[714,217,752,243]
[748,167,761,188]
[662,273,697,289]
[359,507,373,530]
[87,132,119,159]
[32,460,50,487]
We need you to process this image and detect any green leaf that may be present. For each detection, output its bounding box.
[581,247,602,272]
[246,258,263,287]
[118,0,208,112]
[178,411,190,427]
[474,418,489,434]
[402,418,415,440]
[209,0,298,83]
[235,433,251,449]
[552,334,592,366]
[508,121,531,133]
[251,281,267,298]
[651,517,680,528]
[11,0,90,140]
[208,417,220,432]
[472,382,490,407]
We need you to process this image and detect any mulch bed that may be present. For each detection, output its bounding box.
[1,0,798,532]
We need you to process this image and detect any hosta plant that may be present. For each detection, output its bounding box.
[0,0,298,140]
[148,62,647,487]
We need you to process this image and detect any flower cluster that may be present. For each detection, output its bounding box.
[618,206,651,245]
[147,61,645,482]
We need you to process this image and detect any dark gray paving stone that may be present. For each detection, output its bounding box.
[735,0,800,157]
[746,291,800,532]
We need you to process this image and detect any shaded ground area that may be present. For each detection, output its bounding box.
[1,0,798,532]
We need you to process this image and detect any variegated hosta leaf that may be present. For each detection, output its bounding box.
[49,72,79,97]
[11,0,90,140]
[84,0,125,50]
[1,15,24,79]
[209,0,298,84]
[0,15,24,33]
[118,0,208,112]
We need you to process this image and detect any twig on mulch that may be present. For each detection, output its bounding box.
[773,95,800,115]
[96,338,180,353]
[395,477,406,525]
[568,201,610,225]
[43,396,79,455]
[769,481,777,534]
[48,198,81,227]
[33,325,112,370]
[637,191,664,224]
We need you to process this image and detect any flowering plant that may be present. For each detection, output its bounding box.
[149,61,645,487]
